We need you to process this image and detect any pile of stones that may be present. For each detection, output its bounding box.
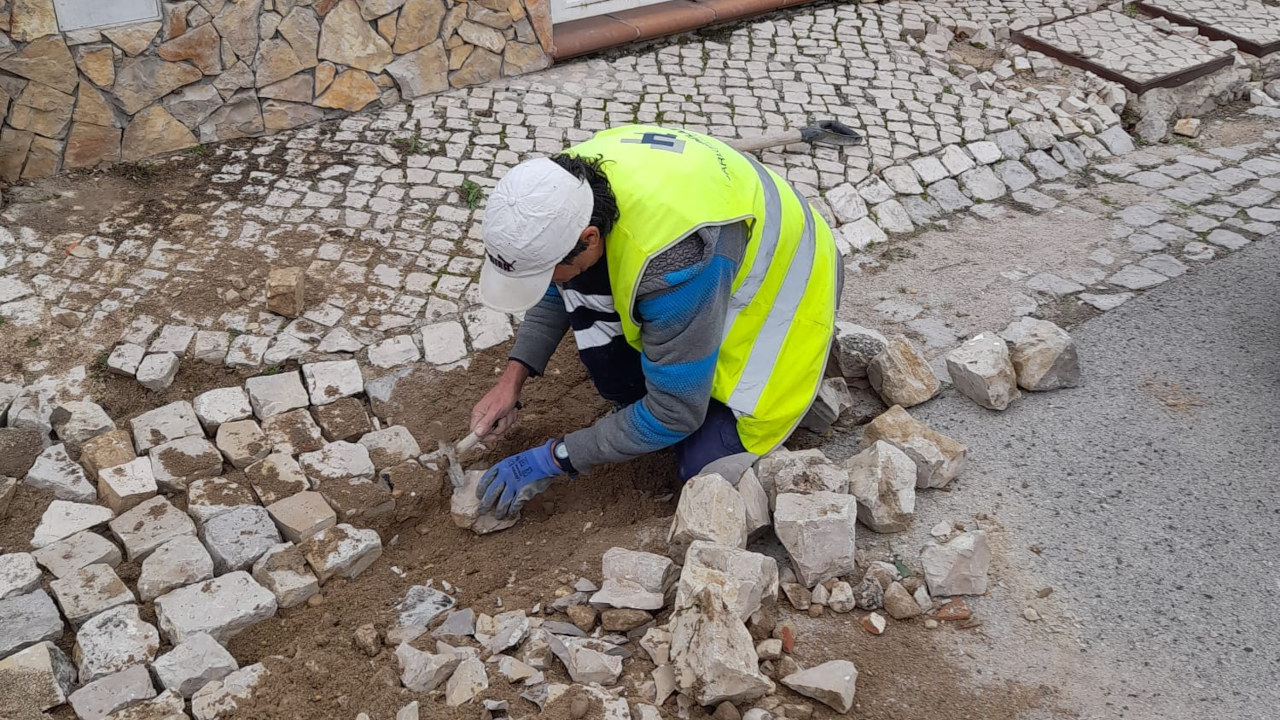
[414,316,1080,718]
[0,356,447,719]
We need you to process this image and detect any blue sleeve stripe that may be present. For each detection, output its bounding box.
[640,351,718,399]
[638,256,736,327]
[622,402,694,447]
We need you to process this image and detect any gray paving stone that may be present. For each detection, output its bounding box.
[193,387,253,434]
[1206,228,1250,249]
[200,505,283,574]
[154,571,277,644]
[872,200,915,234]
[958,166,1006,202]
[152,632,239,698]
[838,218,887,251]
[1054,141,1088,170]
[1108,264,1169,290]
[245,372,310,420]
[31,532,122,579]
[1129,171,1174,189]
[1012,189,1059,210]
[1026,273,1084,295]
[74,604,159,682]
[136,353,180,391]
[994,129,1028,159]
[967,141,1003,165]
[129,401,203,454]
[881,166,923,195]
[0,641,77,711]
[1097,125,1136,155]
[0,553,42,600]
[32,501,115,549]
[1138,254,1188,277]
[138,535,214,602]
[1079,292,1134,310]
[48,563,134,626]
[1120,205,1164,227]
[109,496,197,562]
[1024,150,1067,180]
[25,443,96,503]
[0,589,64,657]
[995,160,1036,191]
[900,196,943,226]
[68,662,156,720]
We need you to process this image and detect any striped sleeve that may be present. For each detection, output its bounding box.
[563,223,747,474]
[508,286,570,376]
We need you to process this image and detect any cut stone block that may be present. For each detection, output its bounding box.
[108,496,196,561]
[216,419,271,470]
[107,344,145,376]
[49,563,134,626]
[320,475,397,524]
[186,477,257,525]
[262,409,325,456]
[590,547,678,611]
[32,501,115,549]
[867,335,940,408]
[550,636,622,686]
[300,441,375,482]
[129,401,202,454]
[0,589,64,658]
[26,443,97,502]
[922,530,991,596]
[0,476,13,521]
[397,642,461,692]
[420,321,468,365]
[78,430,136,482]
[251,543,319,608]
[245,372,310,420]
[0,641,77,711]
[781,660,858,714]
[945,333,1021,411]
[136,353,180,391]
[451,469,517,534]
[200,505,283,574]
[358,425,421,469]
[667,473,747,559]
[32,532,122,579]
[266,490,336,542]
[847,441,917,533]
[774,491,858,588]
[861,406,967,489]
[999,317,1080,391]
[150,436,224,492]
[756,448,847,507]
[674,541,779,621]
[152,632,238,698]
[193,330,231,364]
[668,585,769,706]
[266,267,305,318]
[74,604,160,683]
[302,360,363,406]
[445,657,488,707]
[137,535,213,602]
[50,400,115,456]
[301,523,382,583]
[737,468,771,538]
[190,662,268,720]
[98,457,158,514]
[108,688,184,720]
[800,376,853,433]
[154,571,278,644]
[246,454,310,506]
[0,552,42,600]
[148,325,196,354]
[311,397,372,441]
[192,387,253,434]
[68,662,156,720]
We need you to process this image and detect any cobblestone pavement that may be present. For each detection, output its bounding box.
[1,0,1277,400]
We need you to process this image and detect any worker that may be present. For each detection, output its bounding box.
[471,125,840,520]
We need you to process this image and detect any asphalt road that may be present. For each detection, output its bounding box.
[903,236,1280,718]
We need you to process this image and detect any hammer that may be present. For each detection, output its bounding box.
[439,432,482,489]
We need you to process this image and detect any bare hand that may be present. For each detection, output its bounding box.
[471,380,521,442]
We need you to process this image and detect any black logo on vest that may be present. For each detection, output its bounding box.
[487,251,515,272]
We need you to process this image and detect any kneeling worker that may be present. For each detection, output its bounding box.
[472,125,840,520]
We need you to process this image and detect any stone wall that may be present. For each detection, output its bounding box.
[0,0,553,181]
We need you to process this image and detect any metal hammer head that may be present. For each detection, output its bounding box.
[439,438,465,489]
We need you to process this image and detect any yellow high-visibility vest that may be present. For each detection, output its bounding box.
[567,126,838,453]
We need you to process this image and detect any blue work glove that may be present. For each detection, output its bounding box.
[476,440,563,520]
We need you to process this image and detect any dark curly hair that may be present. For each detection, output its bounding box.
[550,153,620,245]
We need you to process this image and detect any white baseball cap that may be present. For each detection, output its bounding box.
[479,157,594,313]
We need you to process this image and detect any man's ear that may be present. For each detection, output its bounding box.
[580,226,602,248]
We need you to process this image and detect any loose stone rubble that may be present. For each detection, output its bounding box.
[861,406,968,489]
[847,441,918,533]
[782,660,859,713]
[1000,318,1081,391]
[867,335,941,408]
[774,492,858,588]
[667,473,748,558]
[945,333,1022,410]
[922,530,993,596]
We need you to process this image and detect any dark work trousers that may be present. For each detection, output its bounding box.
[577,339,747,482]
